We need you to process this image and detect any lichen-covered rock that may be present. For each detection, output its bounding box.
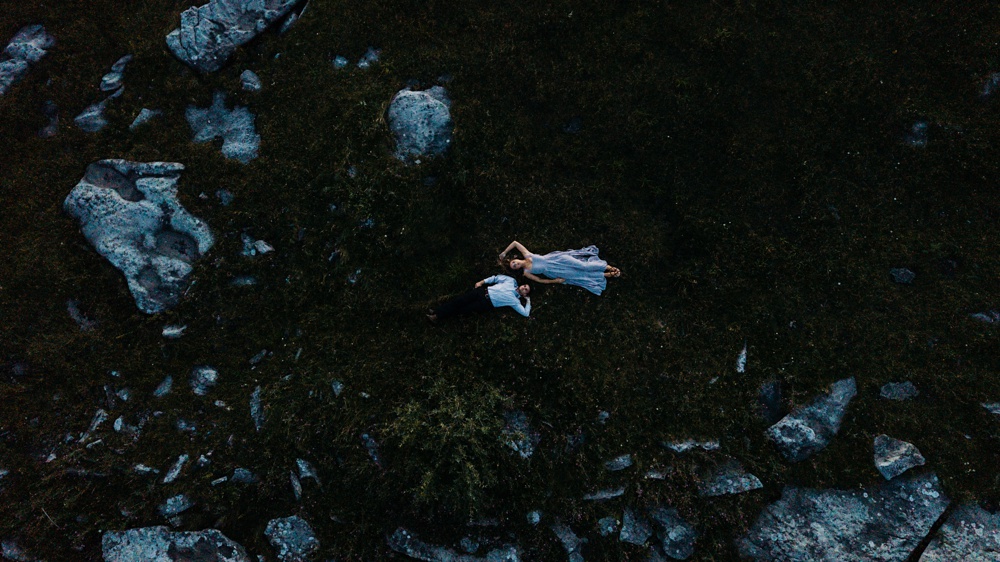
[919,504,1000,561]
[697,458,763,497]
[874,435,925,480]
[387,86,453,163]
[648,507,696,560]
[265,516,319,562]
[240,69,262,91]
[190,366,219,396]
[0,25,55,96]
[166,0,306,72]
[64,160,214,313]
[387,527,521,561]
[186,91,260,163]
[550,521,586,562]
[102,526,251,561]
[766,377,856,462]
[737,472,949,561]
[619,508,653,546]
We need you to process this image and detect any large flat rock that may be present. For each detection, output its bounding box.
[737,472,949,561]
[64,160,214,313]
[919,504,1000,562]
[102,526,250,562]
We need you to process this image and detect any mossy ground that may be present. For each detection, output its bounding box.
[1,0,999,560]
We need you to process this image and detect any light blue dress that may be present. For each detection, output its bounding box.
[528,245,608,295]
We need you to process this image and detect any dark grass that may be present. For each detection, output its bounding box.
[1,0,1000,559]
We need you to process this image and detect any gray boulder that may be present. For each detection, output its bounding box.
[387,527,521,561]
[874,435,925,480]
[387,86,453,163]
[737,472,949,561]
[265,516,319,562]
[919,504,1000,561]
[0,25,55,96]
[186,91,260,163]
[766,377,856,462]
[102,526,250,561]
[130,108,163,130]
[64,160,214,314]
[166,0,306,72]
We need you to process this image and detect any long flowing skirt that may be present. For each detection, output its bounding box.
[530,245,608,295]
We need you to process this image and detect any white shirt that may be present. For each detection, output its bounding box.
[482,275,530,317]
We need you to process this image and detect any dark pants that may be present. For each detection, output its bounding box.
[434,286,492,320]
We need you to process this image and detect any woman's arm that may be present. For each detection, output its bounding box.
[524,272,564,284]
[500,240,531,257]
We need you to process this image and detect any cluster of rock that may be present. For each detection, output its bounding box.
[0,25,54,96]
[75,55,133,133]
[186,91,260,163]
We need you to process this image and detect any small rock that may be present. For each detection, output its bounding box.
[75,99,111,133]
[231,468,258,484]
[758,380,785,424]
[296,458,319,484]
[766,377,856,462]
[526,511,542,526]
[983,403,1000,415]
[648,506,697,560]
[289,470,302,501]
[663,439,720,454]
[361,433,382,467]
[880,381,919,401]
[153,376,173,398]
[158,494,194,517]
[129,108,162,130]
[356,47,380,69]
[551,521,587,562]
[100,54,133,92]
[190,365,219,396]
[162,324,186,339]
[605,454,633,471]
[583,487,625,501]
[698,458,763,497]
[970,310,1000,324]
[330,380,344,396]
[459,536,479,554]
[216,189,234,206]
[620,507,653,546]
[736,342,748,373]
[38,100,58,138]
[162,454,189,484]
[332,55,348,69]
[67,299,97,331]
[873,434,925,480]
[890,268,916,284]
[981,72,1000,99]
[597,517,619,536]
[265,515,319,562]
[250,386,265,431]
[186,91,260,163]
[904,121,928,147]
[500,410,540,459]
[240,69,262,92]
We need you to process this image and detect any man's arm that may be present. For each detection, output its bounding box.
[477,275,502,288]
[510,296,531,317]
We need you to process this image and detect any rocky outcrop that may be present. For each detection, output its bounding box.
[166,0,306,72]
[0,25,54,96]
[766,377,856,462]
[102,526,250,561]
[186,91,260,163]
[64,160,214,313]
[919,504,1000,561]
[387,87,453,163]
[737,472,949,561]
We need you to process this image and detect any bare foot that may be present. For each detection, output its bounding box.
[605,266,621,278]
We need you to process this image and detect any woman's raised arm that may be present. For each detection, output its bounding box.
[500,240,531,257]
